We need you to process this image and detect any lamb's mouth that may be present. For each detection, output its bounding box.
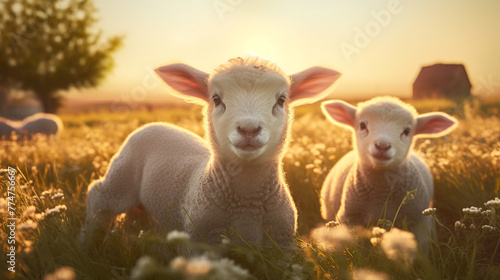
[369,153,393,161]
[234,143,263,151]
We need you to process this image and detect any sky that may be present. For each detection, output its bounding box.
[77,0,500,101]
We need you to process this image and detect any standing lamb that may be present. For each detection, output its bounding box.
[80,57,341,246]
[320,96,457,250]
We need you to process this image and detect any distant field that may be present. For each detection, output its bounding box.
[1,98,499,279]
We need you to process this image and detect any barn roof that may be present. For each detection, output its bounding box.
[413,63,471,89]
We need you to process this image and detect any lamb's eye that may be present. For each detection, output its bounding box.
[277,95,286,107]
[402,127,411,136]
[359,122,367,130]
[212,95,222,106]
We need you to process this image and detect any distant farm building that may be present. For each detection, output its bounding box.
[413,63,472,101]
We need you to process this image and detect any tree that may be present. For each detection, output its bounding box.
[0,0,123,113]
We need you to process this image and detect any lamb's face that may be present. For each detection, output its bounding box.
[323,97,457,170]
[355,104,415,169]
[208,68,289,162]
[155,59,342,163]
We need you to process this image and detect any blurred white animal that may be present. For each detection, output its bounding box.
[0,113,63,139]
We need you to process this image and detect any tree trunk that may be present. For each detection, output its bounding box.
[36,90,60,113]
[0,86,8,116]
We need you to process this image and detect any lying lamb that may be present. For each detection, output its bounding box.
[80,57,341,246]
[0,113,63,139]
[20,113,63,137]
[320,96,457,250]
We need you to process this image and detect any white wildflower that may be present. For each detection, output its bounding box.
[455,221,466,230]
[371,227,386,237]
[35,213,46,220]
[482,209,493,216]
[51,193,64,200]
[380,228,417,265]
[170,256,187,270]
[130,256,157,280]
[185,256,211,276]
[325,221,340,228]
[305,163,315,169]
[138,230,144,238]
[23,240,34,254]
[310,224,354,252]
[171,255,252,279]
[19,219,38,231]
[209,257,252,279]
[41,190,52,196]
[45,208,60,215]
[370,227,386,246]
[55,0,70,10]
[353,268,389,280]
[422,208,437,216]
[470,223,476,230]
[45,205,66,215]
[463,206,482,215]
[166,230,190,243]
[485,197,500,208]
[482,225,497,232]
[43,266,76,280]
[11,2,22,14]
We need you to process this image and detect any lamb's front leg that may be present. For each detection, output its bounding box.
[408,216,434,254]
[337,186,366,226]
[263,214,296,248]
[262,195,297,247]
[337,194,368,227]
[230,211,265,244]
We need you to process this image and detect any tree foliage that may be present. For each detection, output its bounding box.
[0,0,123,113]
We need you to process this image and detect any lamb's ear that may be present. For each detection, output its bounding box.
[155,64,209,102]
[321,100,357,128]
[289,67,341,106]
[415,112,458,137]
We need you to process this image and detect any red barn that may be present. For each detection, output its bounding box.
[413,63,472,101]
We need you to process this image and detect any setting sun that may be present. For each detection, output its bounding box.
[80,0,500,101]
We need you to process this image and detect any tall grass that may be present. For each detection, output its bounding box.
[1,99,499,279]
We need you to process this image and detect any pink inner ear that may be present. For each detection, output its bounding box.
[155,64,208,101]
[167,69,207,97]
[416,113,457,135]
[289,67,341,104]
[322,101,356,127]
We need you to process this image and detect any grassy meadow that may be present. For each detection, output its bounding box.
[1,98,499,279]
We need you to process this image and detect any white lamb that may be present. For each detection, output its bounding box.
[20,113,63,138]
[80,57,341,246]
[320,96,457,250]
[0,113,63,139]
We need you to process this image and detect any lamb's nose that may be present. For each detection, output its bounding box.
[375,141,391,151]
[238,126,261,138]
